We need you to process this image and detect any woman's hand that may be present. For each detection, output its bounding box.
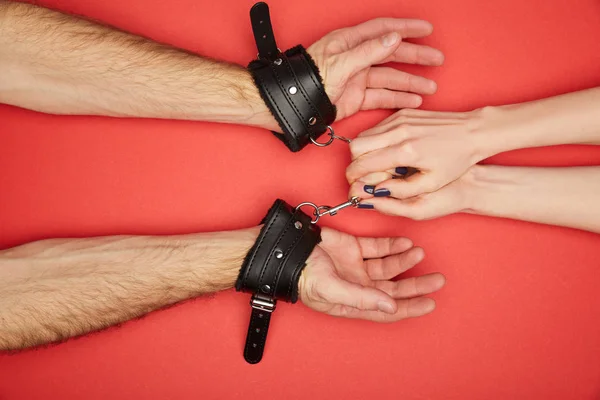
[349,166,476,220]
[346,108,490,199]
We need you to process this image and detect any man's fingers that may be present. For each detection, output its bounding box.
[362,89,422,110]
[337,32,402,77]
[346,145,415,183]
[356,236,414,259]
[324,279,398,314]
[367,67,437,94]
[383,42,445,65]
[365,246,425,280]
[375,273,446,298]
[338,297,437,323]
[336,18,434,48]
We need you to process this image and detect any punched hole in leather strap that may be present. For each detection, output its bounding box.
[236,199,321,364]
[247,2,337,152]
[250,2,279,60]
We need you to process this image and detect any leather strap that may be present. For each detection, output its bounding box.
[250,2,279,60]
[248,3,337,152]
[243,295,274,364]
[236,199,321,363]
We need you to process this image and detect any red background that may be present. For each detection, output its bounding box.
[1,0,600,399]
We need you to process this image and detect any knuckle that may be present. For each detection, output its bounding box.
[398,141,417,161]
[345,167,355,183]
[409,277,420,297]
[397,108,412,117]
[395,302,410,321]
[393,123,411,140]
[324,38,344,55]
[348,140,360,158]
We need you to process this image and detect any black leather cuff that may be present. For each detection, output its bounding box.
[247,2,337,152]
[235,199,322,364]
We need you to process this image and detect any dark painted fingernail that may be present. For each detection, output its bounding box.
[374,188,391,197]
[357,203,374,209]
[395,166,408,175]
[364,185,375,195]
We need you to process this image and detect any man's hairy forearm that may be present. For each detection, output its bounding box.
[0,1,276,128]
[465,165,600,233]
[0,228,258,350]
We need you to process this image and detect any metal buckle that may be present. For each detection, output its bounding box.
[250,295,276,313]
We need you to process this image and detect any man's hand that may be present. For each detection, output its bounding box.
[0,3,443,128]
[346,108,486,200]
[307,18,444,120]
[300,227,445,322]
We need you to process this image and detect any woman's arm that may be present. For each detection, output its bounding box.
[346,87,600,200]
[352,165,600,234]
[467,165,600,232]
[475,87,600,154]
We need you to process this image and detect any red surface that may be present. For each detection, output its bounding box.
[1,0,600,398]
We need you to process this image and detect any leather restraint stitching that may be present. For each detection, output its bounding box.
[269,60,311,138]
[253,71,299,141]
[255,210,296,292]
[284,56,324,134]
[271,217,307,298]
[241,202,284,288]
[299,51,336,118]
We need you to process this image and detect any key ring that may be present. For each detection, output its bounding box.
[310,125,352,147]
[295,196,361,224]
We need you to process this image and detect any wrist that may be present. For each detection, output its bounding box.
[235,69,281,132]
[458,165,487,214]
[467,106,512,162]
[460,165,508,217]
[183,227,260,292]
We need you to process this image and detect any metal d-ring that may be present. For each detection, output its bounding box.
[310,125,352,147]
[295,202,321,224]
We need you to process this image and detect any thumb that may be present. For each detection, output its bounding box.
[325,278,398,314]
[338,32,401,77]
